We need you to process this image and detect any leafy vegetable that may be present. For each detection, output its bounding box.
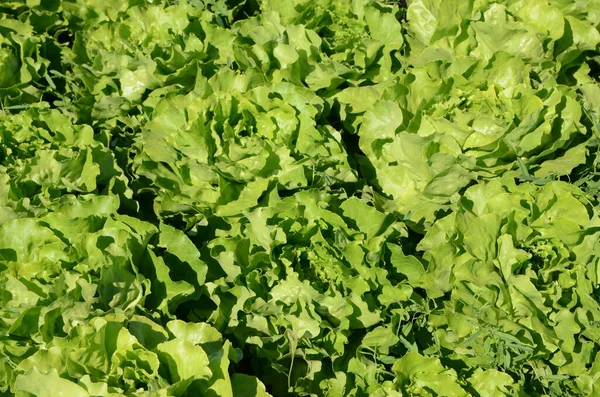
[0,0,599,396]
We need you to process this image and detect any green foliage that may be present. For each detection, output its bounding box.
[0,0,599,396]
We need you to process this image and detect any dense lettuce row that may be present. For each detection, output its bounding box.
[0,0,599,396]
